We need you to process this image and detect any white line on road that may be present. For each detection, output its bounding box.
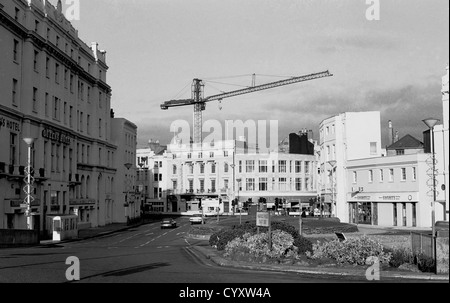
[116,232,143,244]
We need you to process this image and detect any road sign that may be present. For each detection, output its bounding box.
[256,212,270,227]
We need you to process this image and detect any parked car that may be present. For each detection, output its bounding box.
[189,214,204,225]
[161,218,177,229]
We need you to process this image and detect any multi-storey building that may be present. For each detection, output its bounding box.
[439,65,449,220]
[111,118,138,223]
[318,111,382,221]
[137,140,168,213]
[0,0,134,235]
[137,133,318,216]
[346,132,446,228]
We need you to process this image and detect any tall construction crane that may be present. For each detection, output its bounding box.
[161,70,333,144]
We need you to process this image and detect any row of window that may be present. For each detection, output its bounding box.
[11,81,108,138]
[13,6,105,80]
[39,141,115,173]
[184,151,230,159]
[352,167,417,183]
[180,177,312,192]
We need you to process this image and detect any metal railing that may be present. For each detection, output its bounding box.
[411,231,434,258]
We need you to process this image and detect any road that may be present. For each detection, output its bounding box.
[0,217,432,285]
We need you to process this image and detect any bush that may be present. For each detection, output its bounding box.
[388,247,414,268]
[259,221,313,254]
[306,236,392,265]
[224,230,298,261]
[415,253,436,273]
[209,221,313,254]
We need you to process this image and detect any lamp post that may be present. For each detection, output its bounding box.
[124,163,133,225]
[422,118,439,249]
[138,162,145,221]
[23,138,35,230]
[237,178,242,224]
[328,160,337,218]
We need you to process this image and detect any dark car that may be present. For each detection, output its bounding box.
[161,218,177,229]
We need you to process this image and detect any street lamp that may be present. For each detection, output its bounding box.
[237,178,242,224]
[23,138,35,230]
[422,118,439,245]
[328,160,337,218]
[138,162,145,221]
[124,163,133,225]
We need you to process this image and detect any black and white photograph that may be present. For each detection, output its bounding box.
[0,0,448,294]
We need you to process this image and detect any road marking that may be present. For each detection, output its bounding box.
[115,232,143,244]
[184,239,191,246]
[145,233,154,236]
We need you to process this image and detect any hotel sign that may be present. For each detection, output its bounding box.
[42,128,71,145]
[0,116,20,133]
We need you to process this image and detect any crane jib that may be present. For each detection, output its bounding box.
[160,70,333,109]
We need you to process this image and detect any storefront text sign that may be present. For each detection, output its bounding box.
[0,116,20,133]
[42,128,71,145]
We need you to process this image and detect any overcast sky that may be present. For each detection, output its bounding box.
[60,0,448,148]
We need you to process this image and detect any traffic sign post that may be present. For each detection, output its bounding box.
[257,212,272,249]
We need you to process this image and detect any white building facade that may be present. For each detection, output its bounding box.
[136,137,318,216]
[440,65,449,220]
[0,0,137,234]
[136,140,169,213]
[319,111,382,222]
[346,152,446,228]
[111,118,138,223]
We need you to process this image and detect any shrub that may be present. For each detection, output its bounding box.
[388,247,414,268]
[210,221,313,254]
[209,222,258,250]
[224,230,298,261]
[259,221,313,254]
[415,253,436,273]
[306,236,392,265]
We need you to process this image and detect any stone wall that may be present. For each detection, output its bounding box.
[436,231,449,274]
[0,229,39,248]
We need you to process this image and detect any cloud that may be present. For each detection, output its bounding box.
[315,28,399,54]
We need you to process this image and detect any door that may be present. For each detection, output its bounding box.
[393,203,398,226]
[372,203,378,226]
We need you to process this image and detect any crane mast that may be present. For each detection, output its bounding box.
[161,70,333,144]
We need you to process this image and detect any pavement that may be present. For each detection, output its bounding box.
[39,219,449,282]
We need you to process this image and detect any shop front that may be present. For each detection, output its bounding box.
[348,192,419,227]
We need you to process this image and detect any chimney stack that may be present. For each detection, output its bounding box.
[388,120,394,145]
